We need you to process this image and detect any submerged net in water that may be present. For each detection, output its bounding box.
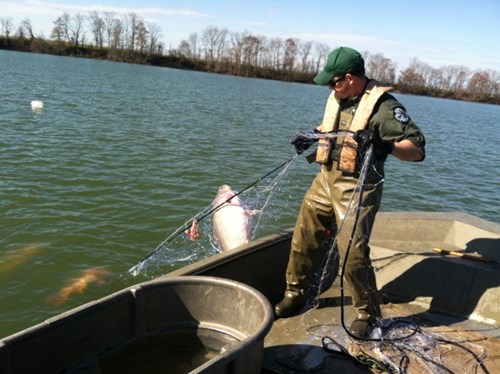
[128,155,298,278]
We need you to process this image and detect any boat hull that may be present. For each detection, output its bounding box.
[1,212,499,373]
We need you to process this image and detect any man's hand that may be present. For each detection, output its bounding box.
[353,129,394,157]
[290,130,318,155]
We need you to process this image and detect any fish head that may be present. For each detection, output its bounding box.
[214,185,239,206]
[217,184,233,194]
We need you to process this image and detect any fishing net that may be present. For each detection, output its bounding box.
[339,307,493,374]
[269,144,494,373]
[128,155,299,278]
[128,132,496,372]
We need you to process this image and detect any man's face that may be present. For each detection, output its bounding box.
[329,74,351,99]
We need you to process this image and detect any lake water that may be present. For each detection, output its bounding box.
[1,50,498,338]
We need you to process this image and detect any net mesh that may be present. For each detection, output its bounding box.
[286,147,493,373]
[128,139,495,372]
[128,155,298,278]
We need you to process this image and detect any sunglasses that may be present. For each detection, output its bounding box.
[328,75,346,88]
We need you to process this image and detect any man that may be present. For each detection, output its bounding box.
[275,46,426,338]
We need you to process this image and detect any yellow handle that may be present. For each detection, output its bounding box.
[432,247,496,263]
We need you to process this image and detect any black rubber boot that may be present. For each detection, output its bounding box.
[349,316,376,338]
[274,292,305,318]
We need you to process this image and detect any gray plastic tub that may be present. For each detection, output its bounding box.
[0,276,274,373]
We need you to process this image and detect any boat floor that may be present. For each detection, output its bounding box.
[262,282,500,373]
[165,212,500,373]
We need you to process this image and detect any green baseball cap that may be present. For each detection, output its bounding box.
[313,47,365,85]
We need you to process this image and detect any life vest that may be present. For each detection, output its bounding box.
[316,80,393,172]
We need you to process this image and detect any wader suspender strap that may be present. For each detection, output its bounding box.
[339,83,393,172]
[315,81,392,168]
[349,83,393,132]
[316,92,340,164]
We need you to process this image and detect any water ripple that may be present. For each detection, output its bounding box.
[0,50,498,338]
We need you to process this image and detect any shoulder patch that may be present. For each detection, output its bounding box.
[394,107,409,123]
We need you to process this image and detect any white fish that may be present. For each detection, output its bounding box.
[212,185,251,252]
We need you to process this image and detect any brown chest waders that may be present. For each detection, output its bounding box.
[285,81,392,318]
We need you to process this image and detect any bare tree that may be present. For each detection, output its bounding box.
[215,28,228,62]
[398,58,433,93]
[398,69,423,93]
[228,31,243,65]
[424,65,469,99]
[111,17,124,49]
[257,35,269,68]
[283,38,298,72]
[314,43,330,74]
[201,25,225,63]
[21,18,35,40]
[268,37,283,70]
[467,70,497,102]
[178,32,200,58]
[427,67,444,90]
[1,17,14,39]
[189,32,199,58]
[127,13,139,51]
[242,33,260,67]
[177,39,191,57]
[51,16,65,42]
[16,25,25,39]
[88,11,104,48]
[299,41,314,73]
[103,12,116,48]
[71,12,85,47]
[439,65,455,91]
[365,52,396,84]
[258,37,271,68]
[450,66,470,93]
[135,19,148,53]
[147,23,162,54]
[61,12,71,42]
[490,70,500,100]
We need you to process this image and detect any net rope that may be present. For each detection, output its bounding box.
[128,155,298,278]
[288,145,490,373]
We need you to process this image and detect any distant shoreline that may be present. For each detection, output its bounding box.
[1,37,498,106]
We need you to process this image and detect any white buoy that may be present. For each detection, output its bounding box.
[31,100,44,110]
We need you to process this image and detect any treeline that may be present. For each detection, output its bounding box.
[1,13,498,104]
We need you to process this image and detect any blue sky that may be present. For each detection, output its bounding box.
[2,0,499,72]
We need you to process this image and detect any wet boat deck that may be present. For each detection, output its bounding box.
[167,212,500,373]
[262,281,500,373]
